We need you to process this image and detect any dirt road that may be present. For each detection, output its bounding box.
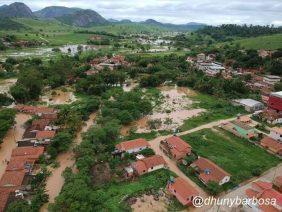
[41,113,96,211]
[0,113,31,179]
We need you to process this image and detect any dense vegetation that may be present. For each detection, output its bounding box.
[0,109,16,144]
[198,24,282,41]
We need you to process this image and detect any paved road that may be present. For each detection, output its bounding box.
[207,163,282,212]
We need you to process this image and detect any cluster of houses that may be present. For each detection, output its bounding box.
[86,54,130,75]
[221,115,258,139]
[261,127,282,156]
[187,53,227,77]
[244,178,282,211]
[0,105,58,211]
[114,136,232,207]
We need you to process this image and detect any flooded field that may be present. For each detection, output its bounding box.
[41,113,96,210]
[122,86,204,135]
[0,78,17,96]
[0,113,31,179]
[131,194,168,212]
[0,44,99,61]
[40,87,77,105]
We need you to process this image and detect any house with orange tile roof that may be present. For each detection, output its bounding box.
[191,157,231,185]
[133,155,167,176]
[270,127,282,142]
[0,170,26,188]
[115,138,150,154]
[274,176,282,192]
[160,136,192,160]
[35,130,56,142]
[11,146,44,160]
[260,136,282,156]
[6,156,35,173]
[245,180,282,212]
[0,188,16,212]
[167,177,199,206]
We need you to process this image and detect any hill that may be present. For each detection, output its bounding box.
[56,9,108,27]
[235,34,282,50]
[0,2,34,18]
[34,6,82,19]
[143,19,206,31]
[0,17,26,30]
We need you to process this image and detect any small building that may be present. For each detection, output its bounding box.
[269,127,282,142]
[233,99,264,112]
[11,146,45,160]
[262,109,282,125]
[245,180,282,212]
[35,131,56,143]
[160,136,191,160]
[0,170,26,188]
[167,177,199,206]
[115,138,150,154]
[191,157,231,185]
[268,91,282,112]
[221,120,256,139]
[260,136,282,156]
[133,155,167,176]
[263,75,281,86]
[273,176,282,192]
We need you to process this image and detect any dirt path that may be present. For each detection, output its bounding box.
[41,113,96,211]
[0,113,31,179]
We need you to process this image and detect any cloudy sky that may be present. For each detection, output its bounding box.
[1,0,282,25]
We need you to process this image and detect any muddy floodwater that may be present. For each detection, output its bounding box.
[41,113,96,211]
[122,86,205,135]
[40,87,77,105]
[0,113,31,179]
[0,44,101,61]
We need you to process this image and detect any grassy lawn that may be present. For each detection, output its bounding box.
[236,34,282,50]
[180,93,245,131]
[95,169,175,210]
[181,129,281,186]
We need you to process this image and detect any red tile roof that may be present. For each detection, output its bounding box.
[167,177,199,206]
[0,170,25,187]
[6,156,35,172]
[11,147,44,160]
[36,131,56,140]
[31,119,51,131]
[246,181,282,212]
[0,188,15,212]
[134,155,166,175]
[116,138,150,152]
[165,136,191,160]
[192,157,230,184]
[41,113,58,121]
[261,136,282,155]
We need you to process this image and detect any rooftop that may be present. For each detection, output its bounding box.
[116,138,150,151]
[11,146,44,160]
[36,130,56,140]
[234,98,263,107]
[192,157,230,184]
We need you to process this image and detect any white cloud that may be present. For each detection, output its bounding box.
[1,0,282,25]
